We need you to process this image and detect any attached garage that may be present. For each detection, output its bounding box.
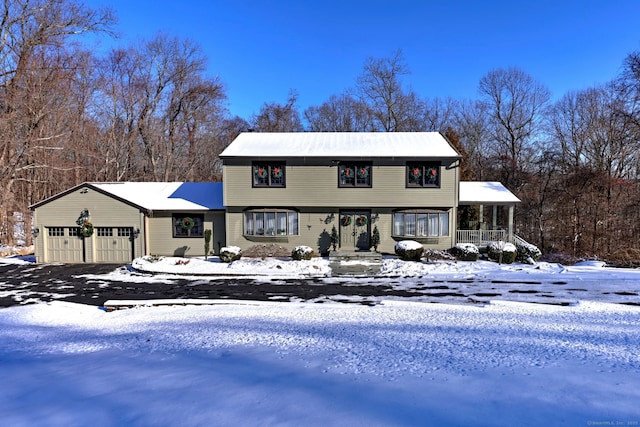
[94,227,135,263]
[30,182,225,264]
[45,227,85,263]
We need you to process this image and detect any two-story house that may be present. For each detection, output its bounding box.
[30,132,520,263]
[220,132,462,254]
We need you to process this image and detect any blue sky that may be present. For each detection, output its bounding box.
[85,0,640,120]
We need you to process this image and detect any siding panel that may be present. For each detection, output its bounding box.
[34,187,145,263]
[224,160,459,208]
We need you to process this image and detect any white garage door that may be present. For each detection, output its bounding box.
[95,227,134,263]
[46,227,84,263]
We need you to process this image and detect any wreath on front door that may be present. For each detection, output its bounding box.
[341,215,352,226]
[355,215,368,227]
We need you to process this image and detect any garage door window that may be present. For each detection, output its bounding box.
[173,214,204,237]
[49,227,64,237]
[118,228,131,237]
[97,227,113,237]
[69,228,81,237]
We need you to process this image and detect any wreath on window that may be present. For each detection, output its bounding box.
[180,217,196,231]
[428,168,438,177]
[355,215,368,227]
[410,168,422,179]
[341,215,352,226]
[357,167,369,179]
[76,210,94,237]
[341,168,353,178]
[256,168,267,179]
[272,167,283,178]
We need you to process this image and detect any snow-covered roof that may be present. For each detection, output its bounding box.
[31,182,224,212]
[220,132,461,158]
[92,182,224,211]
[459,182,520,204]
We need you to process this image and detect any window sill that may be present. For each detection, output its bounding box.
[243,235,292,242]
[391,236,446,243]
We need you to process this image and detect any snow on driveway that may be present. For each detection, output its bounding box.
[0,298,639,426]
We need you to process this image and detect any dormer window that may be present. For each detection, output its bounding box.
[253,162,285,187]
[339,163,372,187]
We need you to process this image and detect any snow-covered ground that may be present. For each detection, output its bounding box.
[1,255,639,426]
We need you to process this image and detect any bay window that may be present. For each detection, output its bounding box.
[393,210,449,237]
[244,209,299,236]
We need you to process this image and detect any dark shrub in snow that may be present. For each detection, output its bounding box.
[394,240,424,261]
[449,243,479,261]
[487,241,517,264]
[291,245,314,260]
[219,246,242,263]
[516,242,542,263]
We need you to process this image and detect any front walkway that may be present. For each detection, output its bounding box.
[329,251,382,276]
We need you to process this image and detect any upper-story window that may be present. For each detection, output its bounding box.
[339,163,372,187]
[253,162,286,187]
[407,162,440,187]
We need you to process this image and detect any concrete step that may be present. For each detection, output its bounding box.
[329,251,382,276]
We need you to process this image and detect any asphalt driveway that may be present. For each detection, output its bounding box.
[1,262,639,308]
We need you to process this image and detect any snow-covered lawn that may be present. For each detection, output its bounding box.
[1,255,639,426]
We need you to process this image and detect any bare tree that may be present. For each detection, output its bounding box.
[422,97,456,132]
[452,99,492,181]
[304,93,373,132]
[478,67,551,190]
[93,33,226,182]
[251,91,303,132]
[356,49,424,132]
[0,0,114,245]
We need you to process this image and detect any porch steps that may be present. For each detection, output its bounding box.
[329,251,382,276]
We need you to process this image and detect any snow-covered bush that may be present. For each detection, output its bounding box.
[487,241,517,264]
[516,242,542,263]
[449,243,479,261]
[219,246,242,263]
[394,240,424,262]
[291,245,314,260]
[143,255,163,263]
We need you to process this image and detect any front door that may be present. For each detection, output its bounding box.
[339,211,370,251]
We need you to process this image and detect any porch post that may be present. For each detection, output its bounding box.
[492,205,497,230]
[508,205,514,243]
[479,204,484,229]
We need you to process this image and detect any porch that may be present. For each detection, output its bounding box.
[456,229,529,248]
[457,182,521,248]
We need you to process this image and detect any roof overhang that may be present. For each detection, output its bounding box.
[459,181,520,205]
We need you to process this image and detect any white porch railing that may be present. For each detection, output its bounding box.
[456,229,508,247]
